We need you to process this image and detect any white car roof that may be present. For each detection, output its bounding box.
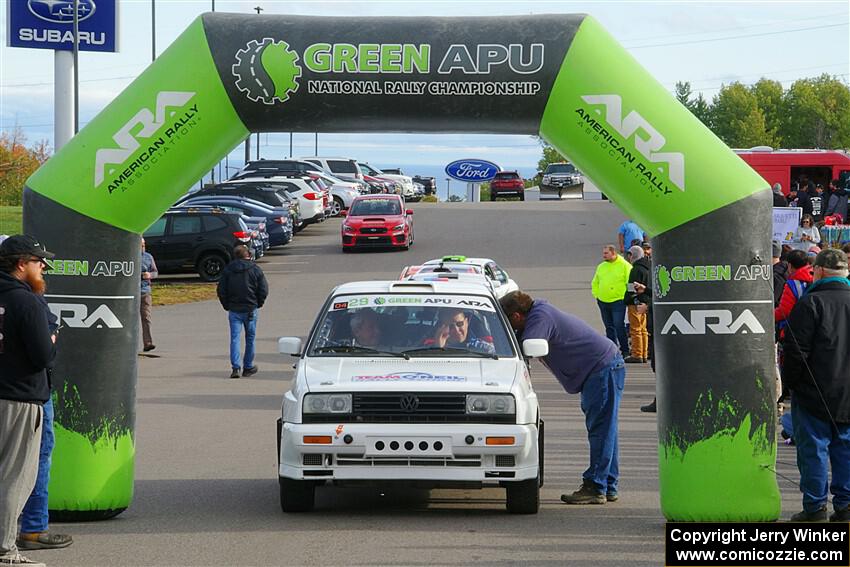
[422,257,494,268]
[407,272,494,290]
[332,280,496,297]
[225,177,313,191]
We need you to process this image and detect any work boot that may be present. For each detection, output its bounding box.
[17,531,73,550]
[242,366,259,377]
[229,368,241,379]
[561,480,605,505]
[640,399,657,413]
[830,505,850,522]
[624,356,644,363]
[606,492,619,502]
[790,506,827,522]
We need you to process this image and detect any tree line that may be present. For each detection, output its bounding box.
[0,127,50,206]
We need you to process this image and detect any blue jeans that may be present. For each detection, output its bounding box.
[228,309,258,370]
[580,354,625,494]
[597,300,629,355]
[792,400,850,513]
[20,398,53,534]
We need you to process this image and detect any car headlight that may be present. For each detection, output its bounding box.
[391,224,404,232]
[343,224,355,233]
[466,394,515,414]
[303,393,352,414]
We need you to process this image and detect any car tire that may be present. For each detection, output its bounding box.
[519,193,525,201]
[490,194,496,202]
[342,247,352,253]
[506,476,540,514]
[331,197,344,217]
[197,253,227,282]
[538,419,545,487]
[279,477,315,513]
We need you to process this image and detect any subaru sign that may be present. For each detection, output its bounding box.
[445,159,500,183]
[7,0,118,52]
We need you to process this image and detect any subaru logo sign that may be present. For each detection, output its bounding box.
[28,0,97,23]
[445,159,500,183]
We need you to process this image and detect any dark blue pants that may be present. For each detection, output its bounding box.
[20,398,53,534]
[580,354,625,494]
[597,300,629,355]
[792,400,850,513]
[229,309,258,370]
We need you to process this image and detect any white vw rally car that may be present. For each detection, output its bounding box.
[276,280,546,514]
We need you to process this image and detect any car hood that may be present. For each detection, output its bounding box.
[377,173,413,186]
[304,358,519,392]
[344,215,405,227]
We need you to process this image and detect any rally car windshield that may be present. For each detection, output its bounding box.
[417,265,483,275]
[349,199,401,216]
[308,294,515,358]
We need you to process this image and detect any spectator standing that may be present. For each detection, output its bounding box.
[617,220,644,254]
[775,250,814,329]
[797,182,814,218]
[793,215,821,251]
[811,184,825,223]
[772,183,788,207]
[0,235,56,567]
[217,246,268,379]
[623,245,650,363]
[140,238,158,352]
[772,241,789,307]
[591,245,631,357]
[825,179,848,223]
[499,291,624,505]
[782,249,850,522]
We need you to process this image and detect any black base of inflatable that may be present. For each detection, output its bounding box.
[49,508,126,522]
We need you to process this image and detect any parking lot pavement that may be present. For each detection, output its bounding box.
[33,201,802,566]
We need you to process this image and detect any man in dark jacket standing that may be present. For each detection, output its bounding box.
[217,245,268,379]
[782,248,850,522]
[624,245,650,363]
[0,235,56,567]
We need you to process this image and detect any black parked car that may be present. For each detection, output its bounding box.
[143,208,259,282]
[178,195,293,247]
[413,175,436,195]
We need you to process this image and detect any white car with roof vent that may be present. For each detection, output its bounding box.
[276,280,545,514]
[416,256,520,299]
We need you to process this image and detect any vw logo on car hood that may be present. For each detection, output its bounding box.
[28,0,97,24]
[399,394,420,412]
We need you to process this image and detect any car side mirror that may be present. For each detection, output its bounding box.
[278,337,303,356]
[522,339,549,358]
[406,209,414,215]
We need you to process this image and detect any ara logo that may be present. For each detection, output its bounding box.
[28,0,96,24]
[94,91,196,188]
[232,38,302,105]
[660,309,766,335]
[48,303,123,329]
[580,94,685,191]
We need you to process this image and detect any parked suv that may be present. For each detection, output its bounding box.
[297,157,364,185]
[490,171,525,201]
[143,208,257,281]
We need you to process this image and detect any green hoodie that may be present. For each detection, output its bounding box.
[591,255,632,303]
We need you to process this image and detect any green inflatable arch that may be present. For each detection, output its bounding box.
[24,13,779,521]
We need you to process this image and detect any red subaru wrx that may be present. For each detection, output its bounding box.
[341,194,414,252]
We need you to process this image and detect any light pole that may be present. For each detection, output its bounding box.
[445,178,451,201]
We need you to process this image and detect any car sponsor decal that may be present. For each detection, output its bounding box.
[333,301,349,310]
[353,372,467,382]
[331,294,496,311]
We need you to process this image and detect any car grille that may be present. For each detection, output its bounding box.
[353,236,392,247]
[336,454,482,467]
[495,455,516,468]
[360,227,387,234]
[302,392,515,423]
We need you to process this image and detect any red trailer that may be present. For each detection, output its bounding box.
[735,147,850,195]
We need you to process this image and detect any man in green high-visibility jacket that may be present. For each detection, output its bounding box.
[591,245,632,357]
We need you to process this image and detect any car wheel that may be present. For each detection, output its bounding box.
[519,193,525,201]
[197,253,226,282]
[538,419,545,487]
[505,477,540,514]
[279,477,315,513]
[330,197,344,217]
[490,194,496,202]
[342,247,352,253]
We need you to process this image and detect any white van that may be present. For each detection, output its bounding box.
[276,280,545,514]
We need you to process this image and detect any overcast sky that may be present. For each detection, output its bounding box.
[1,0,848,174]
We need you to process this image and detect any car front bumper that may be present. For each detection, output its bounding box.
[342,232,408,248]
[278,421,539,483]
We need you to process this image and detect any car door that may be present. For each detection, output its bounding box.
[168,214,204,268]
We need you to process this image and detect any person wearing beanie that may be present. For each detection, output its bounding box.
[623,245,650,363]
[782,248,850,522]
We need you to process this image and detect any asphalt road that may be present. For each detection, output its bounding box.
[33,200,802,566]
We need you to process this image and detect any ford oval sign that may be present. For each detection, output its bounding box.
[28,0,97,24]
[445,159,500,183]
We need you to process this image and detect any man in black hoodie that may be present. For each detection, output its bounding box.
[0,235,55,567]
[217,245,268,379]
[782,248,850,522]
